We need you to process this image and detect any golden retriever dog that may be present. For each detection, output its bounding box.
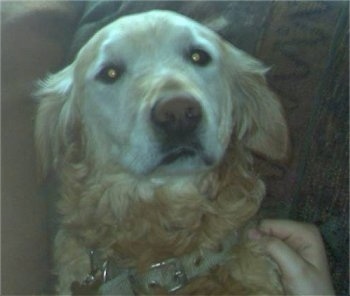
[35,10,288,295]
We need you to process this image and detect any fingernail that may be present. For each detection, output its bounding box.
[248,229,262,240]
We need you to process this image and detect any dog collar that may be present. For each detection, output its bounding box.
[71,231,239,295]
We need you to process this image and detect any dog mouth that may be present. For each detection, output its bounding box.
[159,143,215,169]
[161,146,198,165]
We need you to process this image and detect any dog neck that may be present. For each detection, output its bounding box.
[56,147,264,270]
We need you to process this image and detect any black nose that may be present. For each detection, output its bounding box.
[151,96,202,138]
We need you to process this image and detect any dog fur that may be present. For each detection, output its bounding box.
[35,10,288,295]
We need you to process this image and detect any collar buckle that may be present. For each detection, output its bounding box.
[129,258,188,293]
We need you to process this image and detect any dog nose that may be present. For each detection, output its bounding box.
[151,96,202,137]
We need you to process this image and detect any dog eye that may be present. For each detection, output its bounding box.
[188,48,212,66]
[96,64,124,83]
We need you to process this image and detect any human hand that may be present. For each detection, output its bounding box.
[249,219,335,295]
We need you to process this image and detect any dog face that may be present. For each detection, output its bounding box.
[35,10,288,178]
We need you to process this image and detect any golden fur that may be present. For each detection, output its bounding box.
[35,10,288,295]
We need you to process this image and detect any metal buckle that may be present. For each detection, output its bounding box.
[71,250,109,295]
[129,258,188,293]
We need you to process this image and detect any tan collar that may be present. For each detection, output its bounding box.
[72,232,239,295]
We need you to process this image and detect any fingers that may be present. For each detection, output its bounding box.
[259,219,318,241]
[248,219,335,295]
[258,219,327,268]
[252,231,310,281]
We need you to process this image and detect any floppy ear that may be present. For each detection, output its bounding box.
[34,65,80,177]
[224,44,289,160]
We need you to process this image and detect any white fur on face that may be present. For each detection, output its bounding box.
[79,11,234,176]
[36,10,288,179]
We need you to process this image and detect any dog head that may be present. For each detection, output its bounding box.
[35,10,288,179]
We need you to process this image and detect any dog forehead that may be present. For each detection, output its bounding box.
[76,10,220,78]
[91,10,215,51]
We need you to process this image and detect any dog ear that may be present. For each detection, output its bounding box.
[34,65,80,177]
[224,43,289,160]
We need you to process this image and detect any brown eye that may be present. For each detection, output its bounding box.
[96,64,124,84]
[189,48,212,66]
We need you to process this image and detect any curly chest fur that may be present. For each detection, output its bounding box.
[53,166,283,294]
